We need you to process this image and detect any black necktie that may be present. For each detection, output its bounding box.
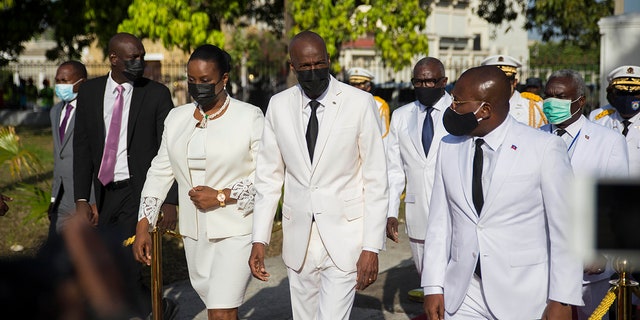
[555,129,567,136]
[422,108,434,156]
[306,100,320,162]
[472,139,484,215]
[622,120,631,136]
[472,139,485,279]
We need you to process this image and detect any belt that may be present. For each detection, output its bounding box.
[104,179,130,190]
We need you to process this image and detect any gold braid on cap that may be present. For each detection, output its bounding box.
[611,77,640,92]
[497,65,518,78]
[349,75,371,83]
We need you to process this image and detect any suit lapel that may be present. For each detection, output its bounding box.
[570,121,589,167]
[458,138,477,221]
[128,82,144,145]
[289,89,311,172]
[52,102,63,150]
[408,103,426,161]
[96,77,108,152]
[482,124,521,216]
[311,84,340,175]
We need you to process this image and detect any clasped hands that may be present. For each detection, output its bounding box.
[189,185,234,210]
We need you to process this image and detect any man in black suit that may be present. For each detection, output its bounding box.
[73,33,177,318]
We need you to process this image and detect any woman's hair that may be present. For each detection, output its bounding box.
[188,44,232,77]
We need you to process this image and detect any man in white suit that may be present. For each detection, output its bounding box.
[422,66,583,320]
[386,57,451,273]
[249,31,388,320]
[540,69,628,320]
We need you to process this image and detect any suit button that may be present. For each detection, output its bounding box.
[472,252,477,258]
[477,224,484,230]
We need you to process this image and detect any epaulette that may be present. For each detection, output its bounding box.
[594,108,616,120]
[520,91,542,102]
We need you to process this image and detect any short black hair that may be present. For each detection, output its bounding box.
[188,44,232,77]
[60,60,88,78]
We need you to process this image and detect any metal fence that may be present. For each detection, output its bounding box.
[0,59,601,113]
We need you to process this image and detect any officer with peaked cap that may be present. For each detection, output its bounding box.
[347,67,390,137]
[481,55,548,128]
[589,65,640,175]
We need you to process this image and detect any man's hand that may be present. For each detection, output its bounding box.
[0,194,12,216]
[89,203,99,227]
[356,250,379,290]
[386,217,399,243]
[76,200,93,224]
[541,300,572,320]
[132,218,152,266]
[249,243,270,281]
[157,204,177,231]
[424,294,445,320]
[188,186,218,211]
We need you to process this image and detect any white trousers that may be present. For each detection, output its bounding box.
[287,222,357,320]
[447,275,497,320]
[409,238,425,274]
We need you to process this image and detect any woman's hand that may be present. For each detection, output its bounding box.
[188,186,219,211]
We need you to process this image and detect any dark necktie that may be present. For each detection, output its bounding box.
[422,107,434,156]
[59,103,73,142]
[472,139,485,215]
[306,100,320,162]
[98,85,124,186]
[622,120,631,136]
[472,139,485,278]
[555,129,567,136]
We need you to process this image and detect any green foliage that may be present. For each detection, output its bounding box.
[17,183,50,223]
[475,0,613,49]
[0,0,49,66]
[290,0,429,71]
[530,42,599,67]
[0,126,43,180]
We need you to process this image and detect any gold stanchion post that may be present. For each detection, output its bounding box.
[612,257,638,320]
[151,228,163,320]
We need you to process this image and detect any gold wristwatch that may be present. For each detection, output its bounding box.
[216,189,226,207]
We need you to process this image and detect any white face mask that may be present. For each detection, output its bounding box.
[54,79,83,102]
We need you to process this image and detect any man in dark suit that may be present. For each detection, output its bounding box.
[73,33,177,317]
[49,60,92,238]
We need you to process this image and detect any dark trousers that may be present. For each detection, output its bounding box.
[98,184,152,316]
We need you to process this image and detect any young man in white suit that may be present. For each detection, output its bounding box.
[422,65,583,320]
[540,69,628,320]
[249,31,388,320]
[386,57,451,296]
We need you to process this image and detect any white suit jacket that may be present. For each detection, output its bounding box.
[422,116,583,319]
[589,105,640,176]
[252,76,389,272]
[141,99,264,240]
[386,93,451,240]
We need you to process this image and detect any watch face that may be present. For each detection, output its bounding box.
[217,192,226,201]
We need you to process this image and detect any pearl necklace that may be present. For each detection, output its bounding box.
[197,95,230,128]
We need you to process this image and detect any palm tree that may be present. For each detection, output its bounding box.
[0,126,42,180]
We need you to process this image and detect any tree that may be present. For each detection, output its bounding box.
[475,0,614,49]
[289,0,430,71]
[0,0,49,66]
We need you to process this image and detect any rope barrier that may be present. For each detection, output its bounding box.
[588,286,618,320]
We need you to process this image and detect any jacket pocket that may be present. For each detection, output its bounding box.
[341,188,363,221]
[509,248,547,267]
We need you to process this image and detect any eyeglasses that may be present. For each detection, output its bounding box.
[411,77,445,88]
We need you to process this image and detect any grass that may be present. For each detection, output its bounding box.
[0,126,284,285]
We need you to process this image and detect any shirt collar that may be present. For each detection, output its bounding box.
[107,71,134,95]
[477,115,512,152]
[551,115,585,137]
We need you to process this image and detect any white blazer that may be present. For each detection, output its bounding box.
[386,94,451,240]
[141,99,264,240]
[252,76,389,272]
[422,116,583,319]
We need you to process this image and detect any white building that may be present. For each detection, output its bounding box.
[340,0,530,83]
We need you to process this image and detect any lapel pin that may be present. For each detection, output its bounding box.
[511,145,517,150]
[585,135,590,140]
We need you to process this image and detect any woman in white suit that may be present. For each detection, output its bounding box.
[133,44,264,320]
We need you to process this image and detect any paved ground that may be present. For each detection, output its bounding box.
[163,225,425,320]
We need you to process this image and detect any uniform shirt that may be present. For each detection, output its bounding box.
[509,90,547,128]
[589,105,640,176]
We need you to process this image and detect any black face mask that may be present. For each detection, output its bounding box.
[415,87,445,107]
[442,106,482,136]
[123,59,145,82]
[610,94,640,117]
[188,83,223,108]
[296,68,330,99]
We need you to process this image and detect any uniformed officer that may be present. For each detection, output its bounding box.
[347,67,390,137]
[481,55,548,127]
[589,65,640,176]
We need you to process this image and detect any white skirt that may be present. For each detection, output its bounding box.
[182,210,252,309]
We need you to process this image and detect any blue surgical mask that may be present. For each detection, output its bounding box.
[55,79,82,102]
[542,97,581,124]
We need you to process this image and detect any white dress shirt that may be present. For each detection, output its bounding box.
[103,72,134,182]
